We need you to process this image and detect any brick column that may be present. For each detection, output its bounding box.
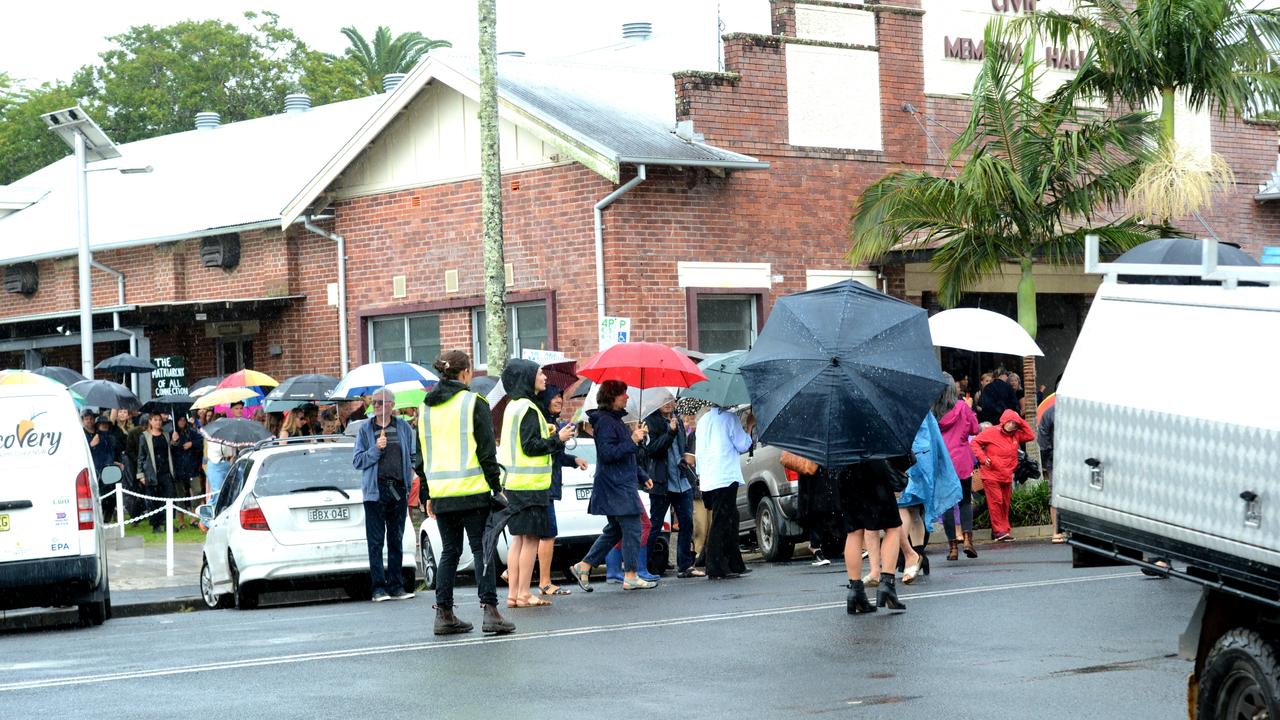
[875,6,927,166]
[770,0,797,37]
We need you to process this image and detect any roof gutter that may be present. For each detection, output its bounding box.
[0,218,282,266]
[594,164,646,344]
[90,260,140,394]
[615,156,769,171]
[302,215,349,375]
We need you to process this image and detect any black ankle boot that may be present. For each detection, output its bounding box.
[433,604,474,635]
[846,579,876,614]
[877,574,906,611]
[915,546,930,576]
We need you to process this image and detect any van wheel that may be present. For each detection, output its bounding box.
[230,556,259,610]
[1197,628,1280,720]
[756,497,794,563]
[200,557,233,609]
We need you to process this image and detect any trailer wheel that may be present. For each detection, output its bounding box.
[1197,628,1280,720]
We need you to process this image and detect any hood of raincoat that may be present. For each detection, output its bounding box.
[501,359,540,403]
[537,384,563,418]
[425,378,469,407]
[999,408,1023,430]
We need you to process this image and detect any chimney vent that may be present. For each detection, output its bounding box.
[284,93,312,114]
[194,112,221,131]
[382,73,407,93]
[622,22,652,41]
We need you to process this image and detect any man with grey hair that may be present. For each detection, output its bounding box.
[352,387,418,602]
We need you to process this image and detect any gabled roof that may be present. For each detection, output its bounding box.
[279,54,767,227]
[0,95,388,265]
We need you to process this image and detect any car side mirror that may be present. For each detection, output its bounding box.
[197,504,214,524]
[99,465,123,485]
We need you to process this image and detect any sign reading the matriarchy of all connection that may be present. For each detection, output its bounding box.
[151,356,188,397]
[941,0,1086,71]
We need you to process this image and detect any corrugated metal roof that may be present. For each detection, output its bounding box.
[0,95,388,265]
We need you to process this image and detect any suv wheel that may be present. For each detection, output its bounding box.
[755,496,794,562]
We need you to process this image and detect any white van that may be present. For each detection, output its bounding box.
[0,383,118,625]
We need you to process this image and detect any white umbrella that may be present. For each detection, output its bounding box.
[580,386,675,424]
[927,308,1043,357]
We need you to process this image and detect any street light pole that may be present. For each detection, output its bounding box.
[73,132,94,378]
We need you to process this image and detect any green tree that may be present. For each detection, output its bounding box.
[0,81,79,184]
[477,0,508,374]
[848,22,1157,341]
[340,25,451,94]
[1020,0,1280,219]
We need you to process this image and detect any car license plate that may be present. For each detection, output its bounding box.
[0,513,8,532]
[575,487,591,501]
[307,507,350,522]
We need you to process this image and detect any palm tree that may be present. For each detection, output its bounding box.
[849,21,1157,415]
[1019,0,1280,219]
[340,25,451,93]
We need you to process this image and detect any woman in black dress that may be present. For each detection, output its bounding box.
[840,456,912,614]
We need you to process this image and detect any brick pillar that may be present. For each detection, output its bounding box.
[770,0,797,37]
[876,7,927,165]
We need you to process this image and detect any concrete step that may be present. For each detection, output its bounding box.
[106,535,144,551]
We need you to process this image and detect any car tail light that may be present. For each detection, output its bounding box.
[784,469,799,483]
[239,493,270,531]
[75,468,94,530]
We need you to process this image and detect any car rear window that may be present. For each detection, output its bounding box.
[254,446,362,496]
[568,442,596,465]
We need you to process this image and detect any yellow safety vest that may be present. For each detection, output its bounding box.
[418,391,488,499]
[496,398,553,491]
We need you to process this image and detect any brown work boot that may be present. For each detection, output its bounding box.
[481,603,515,635]
[947,540,959,562]
[962,532,978,558]
[433,604,473,636]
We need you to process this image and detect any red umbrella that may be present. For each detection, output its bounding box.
[578,342,707,389]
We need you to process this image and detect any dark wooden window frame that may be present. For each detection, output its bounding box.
[684,287,769,353]
[356,290,556,364]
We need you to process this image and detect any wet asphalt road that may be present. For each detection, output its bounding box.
[0,541,1199,719]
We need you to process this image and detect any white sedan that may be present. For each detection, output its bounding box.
[418,439,657,588]
[199,438,416,609]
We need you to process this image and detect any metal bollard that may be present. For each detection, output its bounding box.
[165,499,174,577]
[117,484,126,539]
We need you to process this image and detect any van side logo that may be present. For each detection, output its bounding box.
[1,412,63,456]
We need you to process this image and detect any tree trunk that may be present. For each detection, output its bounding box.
[1159,87,1176,151]
[1017,257,1038,423]
[478,0,508,375]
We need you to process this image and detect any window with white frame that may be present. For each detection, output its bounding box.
[696,294,758,353]
[368,313,441,366]
[471,301,549,368]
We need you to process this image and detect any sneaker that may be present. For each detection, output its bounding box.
[371,591,391,602]
[994,533,1015,543]
[811,551,830,567]
[390,590,415,600]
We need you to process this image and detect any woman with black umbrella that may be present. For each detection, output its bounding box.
[171,415,203,530]
[841,457,911,614]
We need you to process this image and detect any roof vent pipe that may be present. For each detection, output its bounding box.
[382,73,407,93]
[622,22,652,41]
[284,93,312,113]
[194,112,221,130]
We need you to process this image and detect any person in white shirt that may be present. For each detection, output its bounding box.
[694,406,755,579]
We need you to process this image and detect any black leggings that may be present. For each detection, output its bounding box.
[942,479,974,540]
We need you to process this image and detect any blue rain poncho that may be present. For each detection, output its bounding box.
[897,413,962,526]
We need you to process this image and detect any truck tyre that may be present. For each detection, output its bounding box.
[1197,628,1280,720]
[755,496,794,563]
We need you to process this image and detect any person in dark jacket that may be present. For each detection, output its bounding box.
[137,413,177,533]
[171,415,203,530]
[496,359,574,608]
[416,350,514,634]
[569,380,656,592]
[976,371,1018,425]
[644,399,697,577]
[535,385,585,597]
[1038,403,1063,544]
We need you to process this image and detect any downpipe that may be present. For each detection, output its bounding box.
[303,215,349,376]
[593,164,646,340]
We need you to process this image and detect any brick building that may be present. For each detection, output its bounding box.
[0,0,1276,396]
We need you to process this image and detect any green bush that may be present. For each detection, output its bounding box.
[970,480,1051,530]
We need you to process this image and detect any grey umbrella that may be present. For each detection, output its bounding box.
[95,353,157,374]
[32,366,88,386]
[69,379,141,411]
[1116,238,1259,285]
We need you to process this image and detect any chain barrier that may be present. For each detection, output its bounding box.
[98,485,212,578]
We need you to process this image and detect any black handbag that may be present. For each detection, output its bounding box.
[1014,450,1041,485]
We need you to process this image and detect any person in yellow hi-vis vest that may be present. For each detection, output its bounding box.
[415,350,514,635]
[495,358,575,608]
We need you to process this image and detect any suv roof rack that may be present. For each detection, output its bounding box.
[1085,234,1280,288]
[245,434,353,452]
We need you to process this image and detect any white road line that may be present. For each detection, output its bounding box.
[0,571,1138,693]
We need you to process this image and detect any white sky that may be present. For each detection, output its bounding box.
[2,0,772,88]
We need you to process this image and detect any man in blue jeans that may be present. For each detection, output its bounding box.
[644,401,699,577]
[352,388,418,602]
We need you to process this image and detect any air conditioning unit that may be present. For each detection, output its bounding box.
[200,233,240,269]
[4,263,38,296]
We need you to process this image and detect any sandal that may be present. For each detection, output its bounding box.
[569,563,593,593]
[902,558,923,585]
[506,598,518,608]
[676,568,706,578]
[516,596,552,607]
[622,577,657,591]
[861,573,880,587]
[540,584,571,596]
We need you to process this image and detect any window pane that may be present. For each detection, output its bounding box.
[472,311,487,366]
[697,296,754,353]
[407,315,441,366]
[371,318,406,363]
[514,303,548,356]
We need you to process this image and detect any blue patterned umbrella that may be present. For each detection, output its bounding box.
[330,362,437,399]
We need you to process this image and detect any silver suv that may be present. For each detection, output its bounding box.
[734,443,806,562]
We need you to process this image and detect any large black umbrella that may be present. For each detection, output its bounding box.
[265,374,338,402]
[32,366,87,386]
[140,394,195,415]
[1116,238,1258,285]
[95,353,156,374]
[740,280,946,468]
[69,379,141,411]
[200,418,273,448]
[189,376,226,396]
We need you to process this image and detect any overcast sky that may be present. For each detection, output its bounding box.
[1,0,772,87]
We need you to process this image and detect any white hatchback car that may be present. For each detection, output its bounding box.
[199,437,415,609]
[418,439,657,588]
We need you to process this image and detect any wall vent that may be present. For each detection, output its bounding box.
[392,275,407,298]
[444,269,460,293]
[200,234,240,269]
